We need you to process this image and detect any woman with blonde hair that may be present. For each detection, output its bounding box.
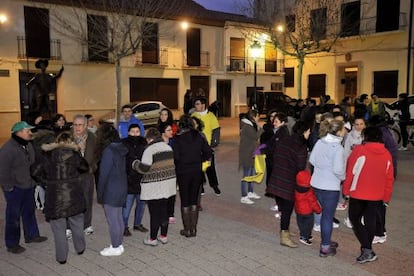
[310,119,346,257]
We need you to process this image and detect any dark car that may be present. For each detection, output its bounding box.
[255,90,292,115]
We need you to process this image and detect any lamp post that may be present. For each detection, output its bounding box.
[250,40,261,110]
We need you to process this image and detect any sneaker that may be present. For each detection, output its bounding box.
[157,235,168,244]
[333,222,340,228]
[143,238,158,246]
[299,237,312,245]
[336,202,347,211]
[25,236,47,243]
[399,146,408,151]
[213,186,221,196]
[372,235,386,244]
[100,245,123,256]
[270,204,279,211]
[169,217,176,224]
[330,241,339,248]
[274,212,281,219]
[343,217,353,228]
[133,224,149,232]
[201,186,205,196]
[309,235,313,241]
[7,245,26,254]
[240,196,254,204]
[313,224,321,232]
[66,229,72,239]
[357,248,377,264]
[123,227,132,237]
[247,192,261,199]
[84,226,94,235]
[319,246,337,257]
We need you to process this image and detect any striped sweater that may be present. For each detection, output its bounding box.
[132,140,176,200]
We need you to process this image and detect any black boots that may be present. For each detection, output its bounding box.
[180,207,191,237]
[189,205,199,237]
[180,205,199,238]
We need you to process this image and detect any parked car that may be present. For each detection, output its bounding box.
[384,95,414,123]
[254,90,292,115]
[104,101,167,127]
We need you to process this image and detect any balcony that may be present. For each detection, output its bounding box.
[135,48,168,66]
[183,51,210,68]
[17,36,61,60]
[227,56,284,74]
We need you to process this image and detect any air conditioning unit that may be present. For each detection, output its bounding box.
[230,59,245,72]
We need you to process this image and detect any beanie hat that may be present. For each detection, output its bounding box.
[296,170,311,188]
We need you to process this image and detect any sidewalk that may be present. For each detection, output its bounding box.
[0,118,413,275]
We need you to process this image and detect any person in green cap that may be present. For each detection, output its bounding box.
[0,121,48,254]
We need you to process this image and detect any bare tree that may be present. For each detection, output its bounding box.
[35,0,185,121]
[244,0,350,99]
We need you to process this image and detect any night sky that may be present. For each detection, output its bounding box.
[193,0,249,14]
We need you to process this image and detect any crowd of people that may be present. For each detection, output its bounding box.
[0,92,408,265]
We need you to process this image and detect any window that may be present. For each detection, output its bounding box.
[230,38,245,71]
[373,71,398,98]
[87,14,108,62]
[284,67,294,87]
[308,74,326,98]
[265,43,277,72]
[24,6,50,58]
[311,8,327,41]
[286,15,295,32]
[187,28,201,66]
[142,23,159,64]
[376,0,400,32]
[341,1,360,37]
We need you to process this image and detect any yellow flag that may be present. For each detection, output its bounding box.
[241,154,266,184]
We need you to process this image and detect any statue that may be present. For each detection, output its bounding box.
[26,59,64,119]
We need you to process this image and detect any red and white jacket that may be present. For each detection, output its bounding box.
[343,142,394,203]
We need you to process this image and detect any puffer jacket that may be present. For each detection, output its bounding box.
[31,143,89,221]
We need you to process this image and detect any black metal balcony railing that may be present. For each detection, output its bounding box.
[17,36,62,60]
[227,56,284,74]
[184,51,210,68]
[135,48,168,66]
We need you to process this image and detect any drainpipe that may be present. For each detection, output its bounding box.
[406,0,413,94]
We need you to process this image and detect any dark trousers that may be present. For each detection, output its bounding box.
[50,213,85,262]
[167,195,176,218]
[205,153,219,188]
[349,198,381,249]
[82,174,95,229]
[147,199,169,240]
[275,196,294,231]
[399,121,408,147]
[375,203,387,236]
[3,187,40,248]
[296,213,314,239]
[178,171,203,207]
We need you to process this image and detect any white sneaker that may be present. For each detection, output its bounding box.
[343,217,353,228]
[313,224,321,232]
[240,196,254,204]
[66,229,72,239]
[247,192,261,199]
[84,226,94,235]
[372,236,387,244]
[274,212,281,219]
[100,245,123,256]
[143,238,158,246]
[399,146,408,151]
[333,222,340,228]
[157,235,168,244]
[270,204,279,211]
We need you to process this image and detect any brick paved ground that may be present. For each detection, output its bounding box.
[0,118,413,275]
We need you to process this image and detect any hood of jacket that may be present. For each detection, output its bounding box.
[41,143,80,163]
[109,142,129,156]
[361,142,389,155]
[321,133,343,144]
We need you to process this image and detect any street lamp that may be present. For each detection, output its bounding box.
[250,40,261,109]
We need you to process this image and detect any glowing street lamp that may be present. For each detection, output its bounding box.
[0,13,8,26]
[250,40,261,109]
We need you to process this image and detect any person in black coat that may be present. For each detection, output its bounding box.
[121,124,148,236]
[397,93,411,150]
[31,132,89,264]
[173,114,213,237]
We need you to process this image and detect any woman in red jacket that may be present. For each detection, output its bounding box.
[343,126,394,264]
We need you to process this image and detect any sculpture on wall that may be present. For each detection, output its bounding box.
[26,59,64,119]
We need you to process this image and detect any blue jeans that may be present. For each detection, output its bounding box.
[240,166,255,197]
[314,188,339,246]
[122,194,145,227]
[3,187,40,248]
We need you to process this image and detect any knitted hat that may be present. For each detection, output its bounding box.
[296,170,311,187]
